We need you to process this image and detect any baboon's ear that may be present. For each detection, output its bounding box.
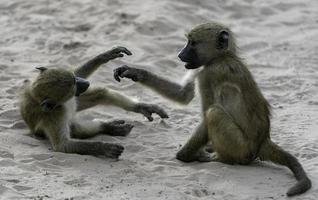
[36,67,47,73]
[40,99,56,112]
[216,30,229,50]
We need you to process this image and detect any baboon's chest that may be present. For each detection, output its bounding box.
[198,70,226,111]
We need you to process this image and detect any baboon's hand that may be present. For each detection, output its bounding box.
[102,120,134,136]
[102,143,124,159]
[97,46,132,63]
[134,103,169,121]
[113,65,147,82]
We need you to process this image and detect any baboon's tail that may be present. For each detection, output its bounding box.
[259,139,311,197]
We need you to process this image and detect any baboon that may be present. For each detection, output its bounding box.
[20,47,168,159]
[113,23,311,196]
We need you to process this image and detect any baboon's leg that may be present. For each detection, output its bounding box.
[76,87,137,112]
[70,119,133,139]
[205,83,254,164]
[70,120,102,139]
[205,142,214,153]
[176,121,211,162]
[214,83,249,132]
[43,122,124,158]
[205,105,251,165]
[34,130,46,139]
[259,139,311,196]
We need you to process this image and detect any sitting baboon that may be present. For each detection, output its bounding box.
[113,24,311,196]
[20,47,168,159]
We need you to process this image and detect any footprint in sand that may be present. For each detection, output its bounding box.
[0,109,20,120]
[12,185,33,191]
[63,24,93,32]
[0,64,8,70]
[63,177,91,187]
[30,153,53,161]
[241,41,269,53]
[0,148,14,159]
[184,188,210,198]
[125,144,145,153]
[135,19,178,36]
[0,158,16,167]
[63,41,86,50]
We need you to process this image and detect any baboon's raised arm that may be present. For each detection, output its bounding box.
[75,46,132,79]
[114,65,197,104]
[76,87,168,121]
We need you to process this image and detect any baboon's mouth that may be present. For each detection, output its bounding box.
[185,62,200,69]
[75,77,90,96]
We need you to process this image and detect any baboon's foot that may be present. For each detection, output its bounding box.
[176,148,216,163]
[196,149,217,162]
[205,143,214,153]
[176,150,197,162]
[102,120,134,136]
[102,143,124,159]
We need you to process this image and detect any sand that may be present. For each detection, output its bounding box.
[0,0,318,199]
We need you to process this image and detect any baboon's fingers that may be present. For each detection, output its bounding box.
[114,53,124,58]
[142,110,154,121]
[113,65,129,82]
[102,122,133,136]
[123,124,134,134]
[107,53,125,60]
[113,70,121,82]
[111,46,132,56]
[132,77,138,82]
[121,70,133,78]
[151,106,169,119]
[135,103,168,121]
[115,124,134,136]
[97,47,132,64]
[123,124,134,130]
[121,70,139,82]
[105,143,124,159]
[146,115,154,122]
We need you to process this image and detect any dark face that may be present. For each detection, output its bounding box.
[178,40,204,69]
[40,76,89,112]
[33,68,90,112]
[75,77,90,96]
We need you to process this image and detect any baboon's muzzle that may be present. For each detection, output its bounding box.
[75,77,90,96]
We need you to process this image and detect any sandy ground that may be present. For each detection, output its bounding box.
[0,0,318,199]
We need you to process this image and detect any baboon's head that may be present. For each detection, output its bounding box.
[31,67,90,112]
[178,22,236,69]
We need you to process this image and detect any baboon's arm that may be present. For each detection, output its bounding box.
[76,87,138,111]
[77,87,168,121]
[216,83,250,133]
[114,66,195,104]
[74,47,132,79]
[42,120,124,158]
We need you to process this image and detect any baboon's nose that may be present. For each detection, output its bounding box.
[178,47,191,63]
[178,51,186,62]
[75,77,90,96]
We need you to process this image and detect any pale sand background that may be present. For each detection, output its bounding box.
[0,0,318,199]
